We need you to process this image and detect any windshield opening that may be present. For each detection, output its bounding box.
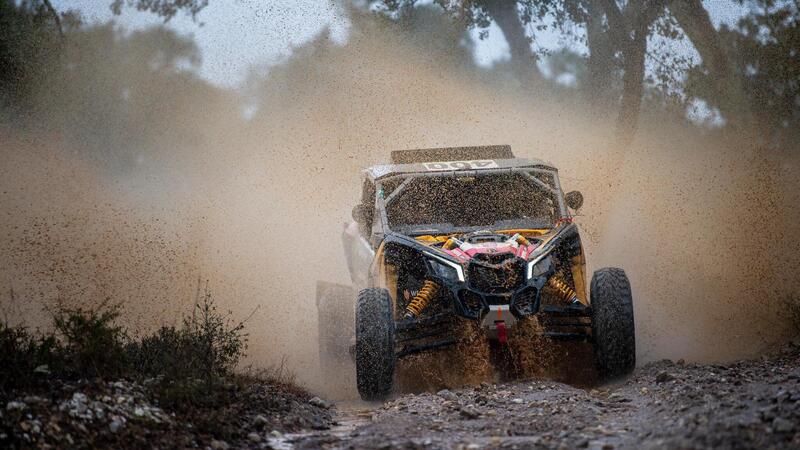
[385,172,558,234]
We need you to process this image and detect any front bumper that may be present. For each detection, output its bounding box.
[434,271,549,320]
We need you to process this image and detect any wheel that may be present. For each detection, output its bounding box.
[590,267,635,381]
[355,288,395,401]
[316,282,355,376]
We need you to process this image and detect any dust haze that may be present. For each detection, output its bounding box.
[2,8,798,393]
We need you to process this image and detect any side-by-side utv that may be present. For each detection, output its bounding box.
[317,145,635,400]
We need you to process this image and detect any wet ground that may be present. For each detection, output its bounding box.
[3,342,798,449]
[294,341,800,450]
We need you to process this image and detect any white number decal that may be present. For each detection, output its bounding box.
[422,160,499,171]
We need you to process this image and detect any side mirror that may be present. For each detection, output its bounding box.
[352,204,371,224]
[565,191,584,210]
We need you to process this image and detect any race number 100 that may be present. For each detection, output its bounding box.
[422,160,499,171]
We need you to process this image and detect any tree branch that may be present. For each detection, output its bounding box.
[668,0,752,125]
[481,0,543,86]
[41,0,64,38]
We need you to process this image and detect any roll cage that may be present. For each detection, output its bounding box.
[359,164,571,245]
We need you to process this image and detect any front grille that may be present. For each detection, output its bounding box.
[513,286,538,316]
[459,290,484,316]
[467,254,525,293]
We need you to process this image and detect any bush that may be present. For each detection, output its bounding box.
[0,322,59,392]
[0,288,248,403]
[127,290,248,407]
[53,301,129,378]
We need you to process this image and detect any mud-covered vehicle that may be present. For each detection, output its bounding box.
[317,146,635,400]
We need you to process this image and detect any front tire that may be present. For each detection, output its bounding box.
[355,288,395,401]
[590,267,635,381]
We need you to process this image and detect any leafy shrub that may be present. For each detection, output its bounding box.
[0,323,59,392]
[130,290,246,379]
[127,290,248,407]
[0,287,248,403]
[53,301,129,378]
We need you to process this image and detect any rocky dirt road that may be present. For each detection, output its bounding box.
[293,342,800,450]
[4,343,799,449]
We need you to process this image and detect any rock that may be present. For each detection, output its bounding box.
[773,417,794,433]
[459,405,481,419]
[437,389,458,401]
[308,396,330,409]
[656,372,675,383]
[134,407,145,417]
[270,430,283,437]
[6,401,25,411]
[210,439,230,450]
[253,414,269,428]
[247,432,262,443]
[22,396,44,404]
[511,398,524,404]
[45,421,62,436]
[109,420,123,433]
[33,365,50,375]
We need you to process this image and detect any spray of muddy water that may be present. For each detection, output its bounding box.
[1,14,799,396]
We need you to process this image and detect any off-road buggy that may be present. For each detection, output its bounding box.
[317,146,635,400]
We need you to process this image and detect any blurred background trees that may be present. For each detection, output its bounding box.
[1,0,798,164]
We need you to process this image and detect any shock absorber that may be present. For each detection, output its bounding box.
[404,280,440,319]
[546,275,580,304]
[513,233,530,246]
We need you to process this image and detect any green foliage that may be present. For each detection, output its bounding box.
[110,0,208,22]
[130,291,247,382]
[0,290,248,405]
[0,322,59,392]
[0,0,65,117]
[683,1,799,146]
[53,302,129,378]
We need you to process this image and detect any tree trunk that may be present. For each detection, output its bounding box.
[481,0,543,87]
[616,22,648,145]
[668,0,752,129]
[595,0,667,146]
[585,0,617,111]
[42,0,63,37]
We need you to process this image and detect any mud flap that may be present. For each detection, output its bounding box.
[316,281,356,369]
[496,321,508,344]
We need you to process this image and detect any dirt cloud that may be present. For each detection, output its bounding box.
[1,10,798,395]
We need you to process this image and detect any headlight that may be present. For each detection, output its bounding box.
[526,253,553,279]
[423,251,465,282]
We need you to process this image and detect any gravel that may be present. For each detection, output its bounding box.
[0,376,334,449]
[296,341,800,449]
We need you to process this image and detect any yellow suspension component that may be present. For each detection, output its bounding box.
[547,275,578,304]
[513,234,530,246]
[404,280,440,318]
